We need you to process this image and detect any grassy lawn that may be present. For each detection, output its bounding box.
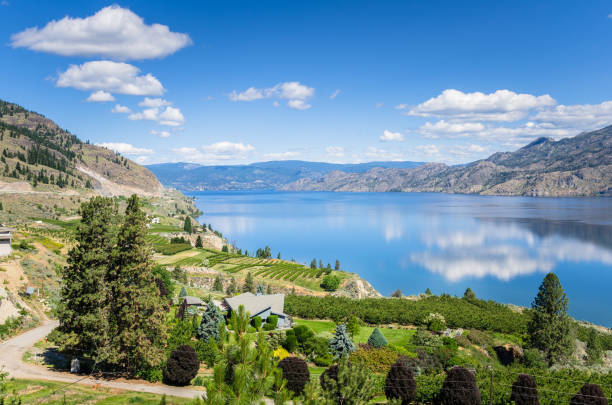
[293,319,415,346]
[149,224,183,233]
[1,379,193,404]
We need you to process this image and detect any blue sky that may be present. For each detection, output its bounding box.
[1,1,611,165]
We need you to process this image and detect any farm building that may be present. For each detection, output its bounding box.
[223,292,290,328]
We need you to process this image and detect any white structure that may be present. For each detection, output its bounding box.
[151,217,160,224]
[0,227,13,257]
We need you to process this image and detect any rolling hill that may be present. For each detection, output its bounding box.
[0,100,162,196]
[282,125,612,197]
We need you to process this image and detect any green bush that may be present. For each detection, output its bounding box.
[367,327,388,348]
[455,334,471,348]
[521,348,547,369]
[251,316,262,329]
[138,366,163,382]
[266,315,279,328]
[467,329,490,347]
[350,346,399,373]
[321,274,340,291]
[263,323,276,331]
[283,334,298,352]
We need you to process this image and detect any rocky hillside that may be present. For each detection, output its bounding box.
[283,125,612,197]
[0,100,163,196]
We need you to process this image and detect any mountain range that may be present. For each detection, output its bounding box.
[146,160,423,191]
[282,126,612,197]
[0,100,162,196]
[149,126,612,197]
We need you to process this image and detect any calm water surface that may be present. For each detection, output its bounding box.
[193,191,612,327]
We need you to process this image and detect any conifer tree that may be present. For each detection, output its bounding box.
[183,216,192,233]
[368,327,388,348]
[256,284,266,295]
[463,287,476,301]
[104,195,167,373]
[243,272,255,293]
[226,277,237,295]
[346,315,361,338]
[335,259,340,270]
[329,324,356,359]
[212,275,223,292]
[528,273,573,366]
[179,286,188,297]
[56,196,117,357]
[195,235,203,248]
[266,284,272,294]
[197,300,224,342]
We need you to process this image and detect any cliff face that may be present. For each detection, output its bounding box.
[0,100,163,196]
[283,126,612,197]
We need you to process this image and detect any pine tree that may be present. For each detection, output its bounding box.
[197,300,224,342]
[183,216,192,233]
[212,275,223,292]
[586,328,602,365]
[56,197,117,357]
[226,277,237,295]
[527,273,573,366]
[310,258,317,269]
[368,327,388,348]
[256,284,266,295]
[195,235,203,248]
[335,260,340,270]
[179,286,188,297]
[104,195,167,373]
[346,315,361,338]
[329,324,356,359]
[243,272,255,293]
[463,287,476,301]
[425,288,432,295]
[266,284,272,294]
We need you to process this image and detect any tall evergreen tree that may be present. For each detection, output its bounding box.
[212,275,223,292]
[183,216,192,233]
[226,277,237,295]
[243,272,255,293]
[195,235,203,248]
[527,273,573,366]
[329,324,356,359]
[197,300,224,342]
[256,284,266,295]
[335,260,340,270]
[104,195,167,373]
[56,197,117,357]
[266,284,272,294]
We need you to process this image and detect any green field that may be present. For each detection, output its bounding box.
[1,379,194,404]
[293,318,415,346]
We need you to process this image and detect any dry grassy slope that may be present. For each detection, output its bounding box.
[0,100,162,196]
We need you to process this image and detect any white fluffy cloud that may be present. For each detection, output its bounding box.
[86,90,114,102]
[264,151,301,160]
[415,145,441,156]
[325,146,345,157]
[202,142,255,158]
[96,142,153,155]
[57,61,164,96]
[139,97,172,108]
[229,81,315,110]
[419,120,485,138]
[330,89,341,100]
[10,5,191,60]
[379,129,404,142]
[111,104,131,114]
[402,89,556,122]
[128,106,184,126]
[151,129,171,138]
[533,101,612,128]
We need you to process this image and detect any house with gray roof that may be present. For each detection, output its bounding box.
[223,292,290,328]
[0,227,14,257]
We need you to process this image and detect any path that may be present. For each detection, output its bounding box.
[0,321,205,400]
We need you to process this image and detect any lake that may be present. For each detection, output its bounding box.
[193,191,612,327]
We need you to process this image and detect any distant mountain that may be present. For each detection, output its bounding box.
[147,160,424,191]
[0,100,162,196]
[282,126,612,197]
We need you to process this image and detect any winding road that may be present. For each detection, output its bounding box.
[0,321,205,400]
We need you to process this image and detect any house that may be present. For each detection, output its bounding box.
[151,217,160,224]
[172,296,204,307]
[223,292,290,328]
[0,227,14,257]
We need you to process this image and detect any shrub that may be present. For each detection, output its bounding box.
[190,339,217,367]
[467,328,490,346]
[521,349,547,369]
[138,366,163,383]
[265,330,286,349]
[293,324,314,345]
[412,327,442,350]
[283,334,298,352]
[263,323,276,331]
[266,315,279,328]
[277,357,310,395]
[424,312,446,333]
[368,327,388,348]
[510,374,539,405]
[329,323,356,359]
[455,334,471,348]
[164,345,200,386]
[439,366,481,405]
[320,364,339,392]
[321,274,340,291]
[385,359,416,405]
[350,346,399,374]
[251,316,262,330]
[273,346,290,361]
[319,357,377,404]
[570,384,607,405]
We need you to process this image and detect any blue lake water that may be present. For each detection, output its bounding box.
[193,191,612,327]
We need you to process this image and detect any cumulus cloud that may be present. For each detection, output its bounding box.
[379,129,404,142]
[229,81,315,110]
[402,89,556,122]
[264,151,301,160]
[330,89,341,99]
[364,146,404,161]
[96,142,153,155]
[57,61,164,96]
[202,141,254,158]
[419,120,485,138]
[151,129,171,138]
[86,90,114,102]
[128,106,184,126]
[415,144,440,156]
[10,5,191,60]
[172,147,204,162]
[326,146,345,157]
[532,101,612,128]
[139,97,171,108]
[111,104,131,114]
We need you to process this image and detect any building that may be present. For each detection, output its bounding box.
[223,292,290,328]
[0,227,14,257]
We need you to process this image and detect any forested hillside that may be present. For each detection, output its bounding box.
[0,100,162,196]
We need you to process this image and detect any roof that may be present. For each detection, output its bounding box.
[0,227,14,234]
[182,296,203,306]
[224,293,285,316]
